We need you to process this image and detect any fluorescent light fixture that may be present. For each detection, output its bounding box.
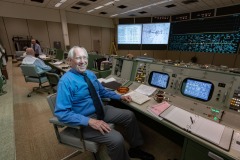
[119,0,172,15]
[104,1,114,6]
[60,0,67,2]
[87,9,94,13]
[110,14,118,17]
[94,6,104,9]
[114,0,120,1]
[55,2,62,7]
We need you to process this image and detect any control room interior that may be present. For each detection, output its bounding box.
[1,0,240,160]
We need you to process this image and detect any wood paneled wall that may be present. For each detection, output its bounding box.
[0,17,114,56]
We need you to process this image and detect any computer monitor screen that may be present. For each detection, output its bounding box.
[181,78,214,101]
[148,71,169,89]
[118,24,142,44]
[142,23,170,44]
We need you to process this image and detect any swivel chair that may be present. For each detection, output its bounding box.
[45,72,60,93]
[47,93,112,160]
[20,64,49,97]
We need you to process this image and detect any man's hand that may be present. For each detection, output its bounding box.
[121,95,132,103]
[88,118,111,135]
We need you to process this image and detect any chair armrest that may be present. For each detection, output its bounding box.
[49,117,81,129]
[101,98,111,102]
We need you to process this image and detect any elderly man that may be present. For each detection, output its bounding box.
[31,39,42,57]
[54,46,154,160]
[22,48,52,73]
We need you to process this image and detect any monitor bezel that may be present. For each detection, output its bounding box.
[148,71,170,89]
[181,78,214,102]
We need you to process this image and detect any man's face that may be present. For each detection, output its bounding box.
[70,48,88,73]
[31,40,36,44]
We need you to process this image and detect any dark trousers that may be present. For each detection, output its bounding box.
[83,105,144,160]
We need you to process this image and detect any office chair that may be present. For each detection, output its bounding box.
[20,64,49,97]
[45,72,60,93]
[47,93,112,160]
[55,49,64,60]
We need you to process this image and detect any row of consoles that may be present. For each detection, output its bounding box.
[109,57,240,114]
[104,57,240,159]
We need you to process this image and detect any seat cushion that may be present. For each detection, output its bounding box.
[60,127,99,153]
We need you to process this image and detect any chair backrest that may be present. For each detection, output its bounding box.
[45,72,60,86]
[20,64,40,77]
[55,49,64,60]
[47,93,57,115]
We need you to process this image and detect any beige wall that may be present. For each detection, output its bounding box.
[0,1,113,28]
[68,24,80,47]
[27,20,50,48]
[3,17,29,54]
[0,16,114,55]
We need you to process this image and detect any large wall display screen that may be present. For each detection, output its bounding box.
[117,24,142,44]
[142,23,170,44]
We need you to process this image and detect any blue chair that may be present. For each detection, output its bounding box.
[20,64,49,97]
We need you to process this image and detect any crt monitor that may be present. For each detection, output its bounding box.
[181,78,214,101]
[148,71,169,89]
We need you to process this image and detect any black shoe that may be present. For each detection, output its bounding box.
[128,148,155,160]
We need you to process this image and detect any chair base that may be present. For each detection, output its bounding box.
[27,85,50,97]
[61,150,81,160]
[60,150,99,160]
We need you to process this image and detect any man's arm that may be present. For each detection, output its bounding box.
[34,59,52,71]
[36,44,42,54]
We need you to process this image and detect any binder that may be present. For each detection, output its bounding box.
[160,105,234,151]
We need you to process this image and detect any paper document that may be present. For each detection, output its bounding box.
[135,84,157,96]
[39,54,47,58]
[147,101,171,117]
[98,77,116,83]
[53,61,63,65]
[98,78,105,83]
[125,91,150,105]
[104,77,116,83]
[162,107,225,145]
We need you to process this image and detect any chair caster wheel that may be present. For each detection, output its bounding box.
[27,94,31,97]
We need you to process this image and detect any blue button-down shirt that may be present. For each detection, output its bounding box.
[55,69,121,126]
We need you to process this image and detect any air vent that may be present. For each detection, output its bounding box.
[139,11,147,14]
[129,14,136,17]
[100,12,107,15]
[31,0,44,3]
[118,5,127,9]
[76,2,90,6]
[71,6,81,10]
[165,4,176,8]
[182,0,198,4]
[89,0,97,2]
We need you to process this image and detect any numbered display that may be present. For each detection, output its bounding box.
[148,71,169,89]
[181,78,214,101]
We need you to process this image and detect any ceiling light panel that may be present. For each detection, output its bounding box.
[94,5,104,9]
